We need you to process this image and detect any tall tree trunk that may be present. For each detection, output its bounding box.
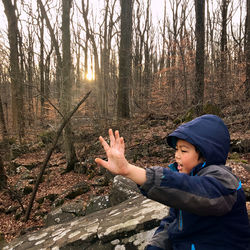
[2,0,25,140]
[206,0,216,101]
[61,0,78,171]
[246,0,250,99]
[134,0,144,107]
[160,0,167,71]
[76,29,81,89]
[117,0,133,118]
[194,0,205,115]
[168,0,181,107]
[142,0,151,109]
[27,28,34,126]
[39,14,45,124]
[220,0,229,103]
[101,0,111,116]
[83,34,89,81]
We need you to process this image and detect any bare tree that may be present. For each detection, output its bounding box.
[81,0,102,113]
[194,0,205,115]
[134,0,146,107]
[2,0,25,140]
[37,0,63,100]
[37,0,77,170]
[206,0,216,100]
[117,0,134,118]
[167,0,182,106]
[219,0,230,102]
[246,0,250,99]
[133,0,152,109]
[176,0,190,106]
[38,10,45,123]
[100,0,119,116]
[159,0,167,71]
[61,0,78,171]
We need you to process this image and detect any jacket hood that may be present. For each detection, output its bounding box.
[167,114,230,165]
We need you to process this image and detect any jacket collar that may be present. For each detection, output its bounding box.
[168,162,206,176]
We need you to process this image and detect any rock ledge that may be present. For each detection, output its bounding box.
[2,195,169,250]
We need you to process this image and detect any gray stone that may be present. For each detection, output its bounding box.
[44,206,76,227]
[109,176,140,206]
[64,182,90,200]
[61,200,85,215]
[46,176,140,228]
[45,200,85,227]
[2,195,169,250]
[85,195,111,215]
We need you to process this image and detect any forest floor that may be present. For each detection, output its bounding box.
[0,102,250,243]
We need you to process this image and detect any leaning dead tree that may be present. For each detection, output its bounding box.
[25,91,91,222]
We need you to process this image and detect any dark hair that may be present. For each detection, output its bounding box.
[195,146,204,161]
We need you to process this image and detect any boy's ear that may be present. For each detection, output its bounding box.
[194,146,204,161]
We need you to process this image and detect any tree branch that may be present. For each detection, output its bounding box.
[25,91,91,222]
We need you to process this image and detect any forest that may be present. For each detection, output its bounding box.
[0,0,249,244]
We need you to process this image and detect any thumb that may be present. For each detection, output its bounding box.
[95,158,109,169]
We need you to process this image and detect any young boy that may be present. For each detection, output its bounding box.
[95,114,250,250]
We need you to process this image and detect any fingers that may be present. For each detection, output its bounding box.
[115,130,121,145]
[99,136,110,152]
[109,129,115,147]
[109,129,122,148]
[95,158,109,169]
[99,129,124,151]
[120,137,125,151]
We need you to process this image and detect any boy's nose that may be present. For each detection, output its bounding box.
[175,150,180,159]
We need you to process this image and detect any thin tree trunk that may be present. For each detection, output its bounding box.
[39,14,45,124]
[194,0,205,115]
[246,0,250,99]
[220,0,229,103]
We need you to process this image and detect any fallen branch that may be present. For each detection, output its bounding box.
[25,91,91,222]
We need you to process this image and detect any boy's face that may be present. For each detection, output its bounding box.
[175,139,203,174]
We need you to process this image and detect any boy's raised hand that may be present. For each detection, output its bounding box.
[95,129,129,176]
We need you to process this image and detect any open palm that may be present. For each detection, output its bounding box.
[95,129,129,176]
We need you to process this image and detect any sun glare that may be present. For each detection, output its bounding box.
[86,71,95,81]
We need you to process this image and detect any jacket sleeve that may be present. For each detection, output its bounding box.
[139,166,239,216]
[145,208,176,250]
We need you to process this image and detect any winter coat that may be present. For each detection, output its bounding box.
[140,115,250,250]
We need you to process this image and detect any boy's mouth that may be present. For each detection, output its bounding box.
[177,164,183,171]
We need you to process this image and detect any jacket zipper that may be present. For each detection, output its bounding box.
[178,209,183,231]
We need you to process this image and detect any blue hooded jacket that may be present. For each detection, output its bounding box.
[141,115,250,250]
